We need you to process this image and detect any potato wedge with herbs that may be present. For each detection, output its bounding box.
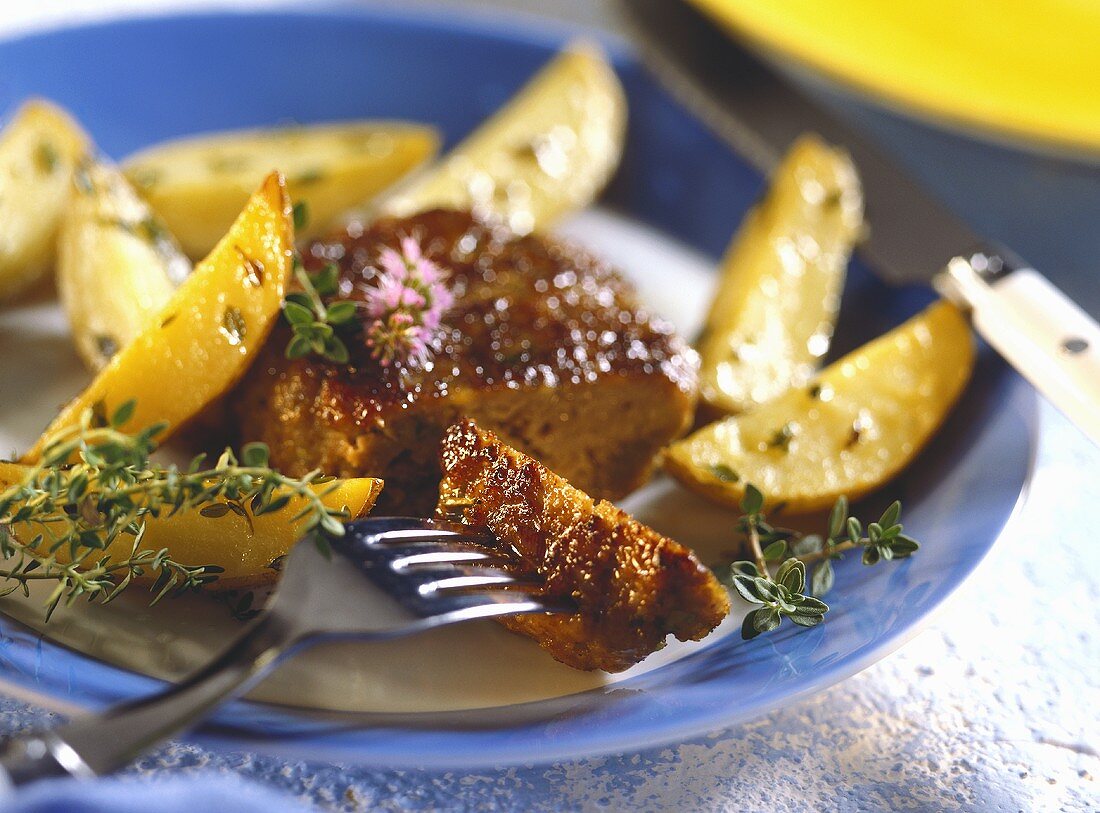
[58,159,191,371]
[0,461,382,589]
[124,121,439,259]
[139,476,382,589]
[667,301,974,513]
[380,42,626,234]
[23,172,294,463]
[0,99,91,303]
[698,135,863,415]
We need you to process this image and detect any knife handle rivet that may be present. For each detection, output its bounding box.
[1061,337,1089,355]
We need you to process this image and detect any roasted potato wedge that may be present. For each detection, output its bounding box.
[0,461,382,588]
[380,42,626,233]
[666,301,974,513]
[23,172,294,462]
[0,99,90,303]
[124,121,439,258]
[698,135,863,415]
[58,158,191,371]
[138,476,382,589]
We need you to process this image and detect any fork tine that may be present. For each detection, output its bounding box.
[422,588,574,618]
[397,561,533,579]
[374,542,502,562]
[351,518,495,544]
[418,572,543,593]
[372,529,495,547]
[389,550,505,568]
[323,516,573,624]
[348,517,485,535]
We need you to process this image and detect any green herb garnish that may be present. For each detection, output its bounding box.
[766,422,796,452]
[72,160,94,195]
[0,402,349,620]
[135,216,170,246]
[719,485,919,640]
[293,169,324,186]
[95,334,119,360]
[129,167,160,190]
[107,215,172,248]
[709,464,740,483]
[217,589,261,622]
[231,246,265,287]
[208,154,249,173]
[35,141,59,174]
[283,258,357,364]
[220,306,246,346]
[292,200,310,231]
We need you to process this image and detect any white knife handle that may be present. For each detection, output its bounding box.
[937,256,1100,445]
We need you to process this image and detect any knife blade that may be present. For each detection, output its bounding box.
[615,0,1100,445]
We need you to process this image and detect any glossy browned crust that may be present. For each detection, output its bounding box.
[234,209,698,513]
[437,419,730,672]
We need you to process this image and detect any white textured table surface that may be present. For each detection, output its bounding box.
[1,2,1098,811]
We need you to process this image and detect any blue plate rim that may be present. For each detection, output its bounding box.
[0,5,1042,768]
[0,2,632,62]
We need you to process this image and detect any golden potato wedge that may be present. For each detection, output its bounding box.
[58,158,191,371]
[23,172,294,463]
[698,135,863,415]
[124,121,439,258]
[666,301,974,513]
[380,42,626,234]
[0,461,382,589]
[0,99,90,303]
[139,475,382,589]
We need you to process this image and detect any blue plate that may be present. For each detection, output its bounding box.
[0,7,1036,767]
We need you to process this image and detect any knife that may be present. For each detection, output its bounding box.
[615,0,1100,445]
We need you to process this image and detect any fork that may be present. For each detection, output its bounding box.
[0,518,569,787]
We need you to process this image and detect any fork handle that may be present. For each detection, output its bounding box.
[0,613,300,785]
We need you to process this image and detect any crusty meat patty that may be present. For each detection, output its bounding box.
[234,209,698,514]
[437,419,729,672]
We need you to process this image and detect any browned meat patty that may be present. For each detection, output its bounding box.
[437,419,730,672]
[233,209,698,514]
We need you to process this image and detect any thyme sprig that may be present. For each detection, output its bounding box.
[0,401,348,620]
[720,485,920,640]
[283,257,358,364]
[283,202,358,364]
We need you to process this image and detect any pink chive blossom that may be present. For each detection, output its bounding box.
[363,235,453,368]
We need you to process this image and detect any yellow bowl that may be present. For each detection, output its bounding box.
[689,0,1100,156]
